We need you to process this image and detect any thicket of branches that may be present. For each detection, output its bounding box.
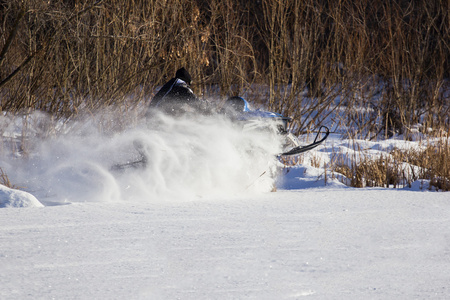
[1,0,449,136]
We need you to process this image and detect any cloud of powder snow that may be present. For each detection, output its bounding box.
[1,110,283,204]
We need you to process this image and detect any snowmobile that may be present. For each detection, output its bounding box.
[220,96,329,157]
[111,96,329,171]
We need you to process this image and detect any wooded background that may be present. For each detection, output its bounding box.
[1,0,448,135]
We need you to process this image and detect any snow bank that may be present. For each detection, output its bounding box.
[0,184,43,208]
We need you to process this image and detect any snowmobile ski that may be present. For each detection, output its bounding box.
[110,157,146,171]
[110,140,147,171]
[280,126,330,157]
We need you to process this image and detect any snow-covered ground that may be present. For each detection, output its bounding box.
[1,111,449,299]
[2,189,450,299]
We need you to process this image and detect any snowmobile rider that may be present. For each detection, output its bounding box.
[147,67,205,115]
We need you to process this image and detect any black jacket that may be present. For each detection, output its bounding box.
[149,77,197,109]
[147,78,201,116]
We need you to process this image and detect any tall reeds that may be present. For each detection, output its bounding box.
[0,0,448,135]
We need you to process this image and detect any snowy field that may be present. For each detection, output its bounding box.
[2,189,450,299]
[1,112,449,299]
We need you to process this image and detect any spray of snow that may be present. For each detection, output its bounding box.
[1,111,283,204]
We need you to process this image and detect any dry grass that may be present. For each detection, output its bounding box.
[331,153,404,188]
[0,0,448,134]
[0,167,16,189]
[330,140,450,191]
[395,140,450,191]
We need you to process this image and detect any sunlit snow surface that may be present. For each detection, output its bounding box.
[1,111,450,299]
[1,191,449,299]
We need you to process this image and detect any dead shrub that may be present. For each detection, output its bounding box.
[331,140,450,191]
[0,167,16,189]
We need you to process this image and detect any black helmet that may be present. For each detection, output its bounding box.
[175,67,192,85]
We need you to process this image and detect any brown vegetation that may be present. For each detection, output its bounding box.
[1,0,448,134]
[330,140,450,191]
[0,167,15,188]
